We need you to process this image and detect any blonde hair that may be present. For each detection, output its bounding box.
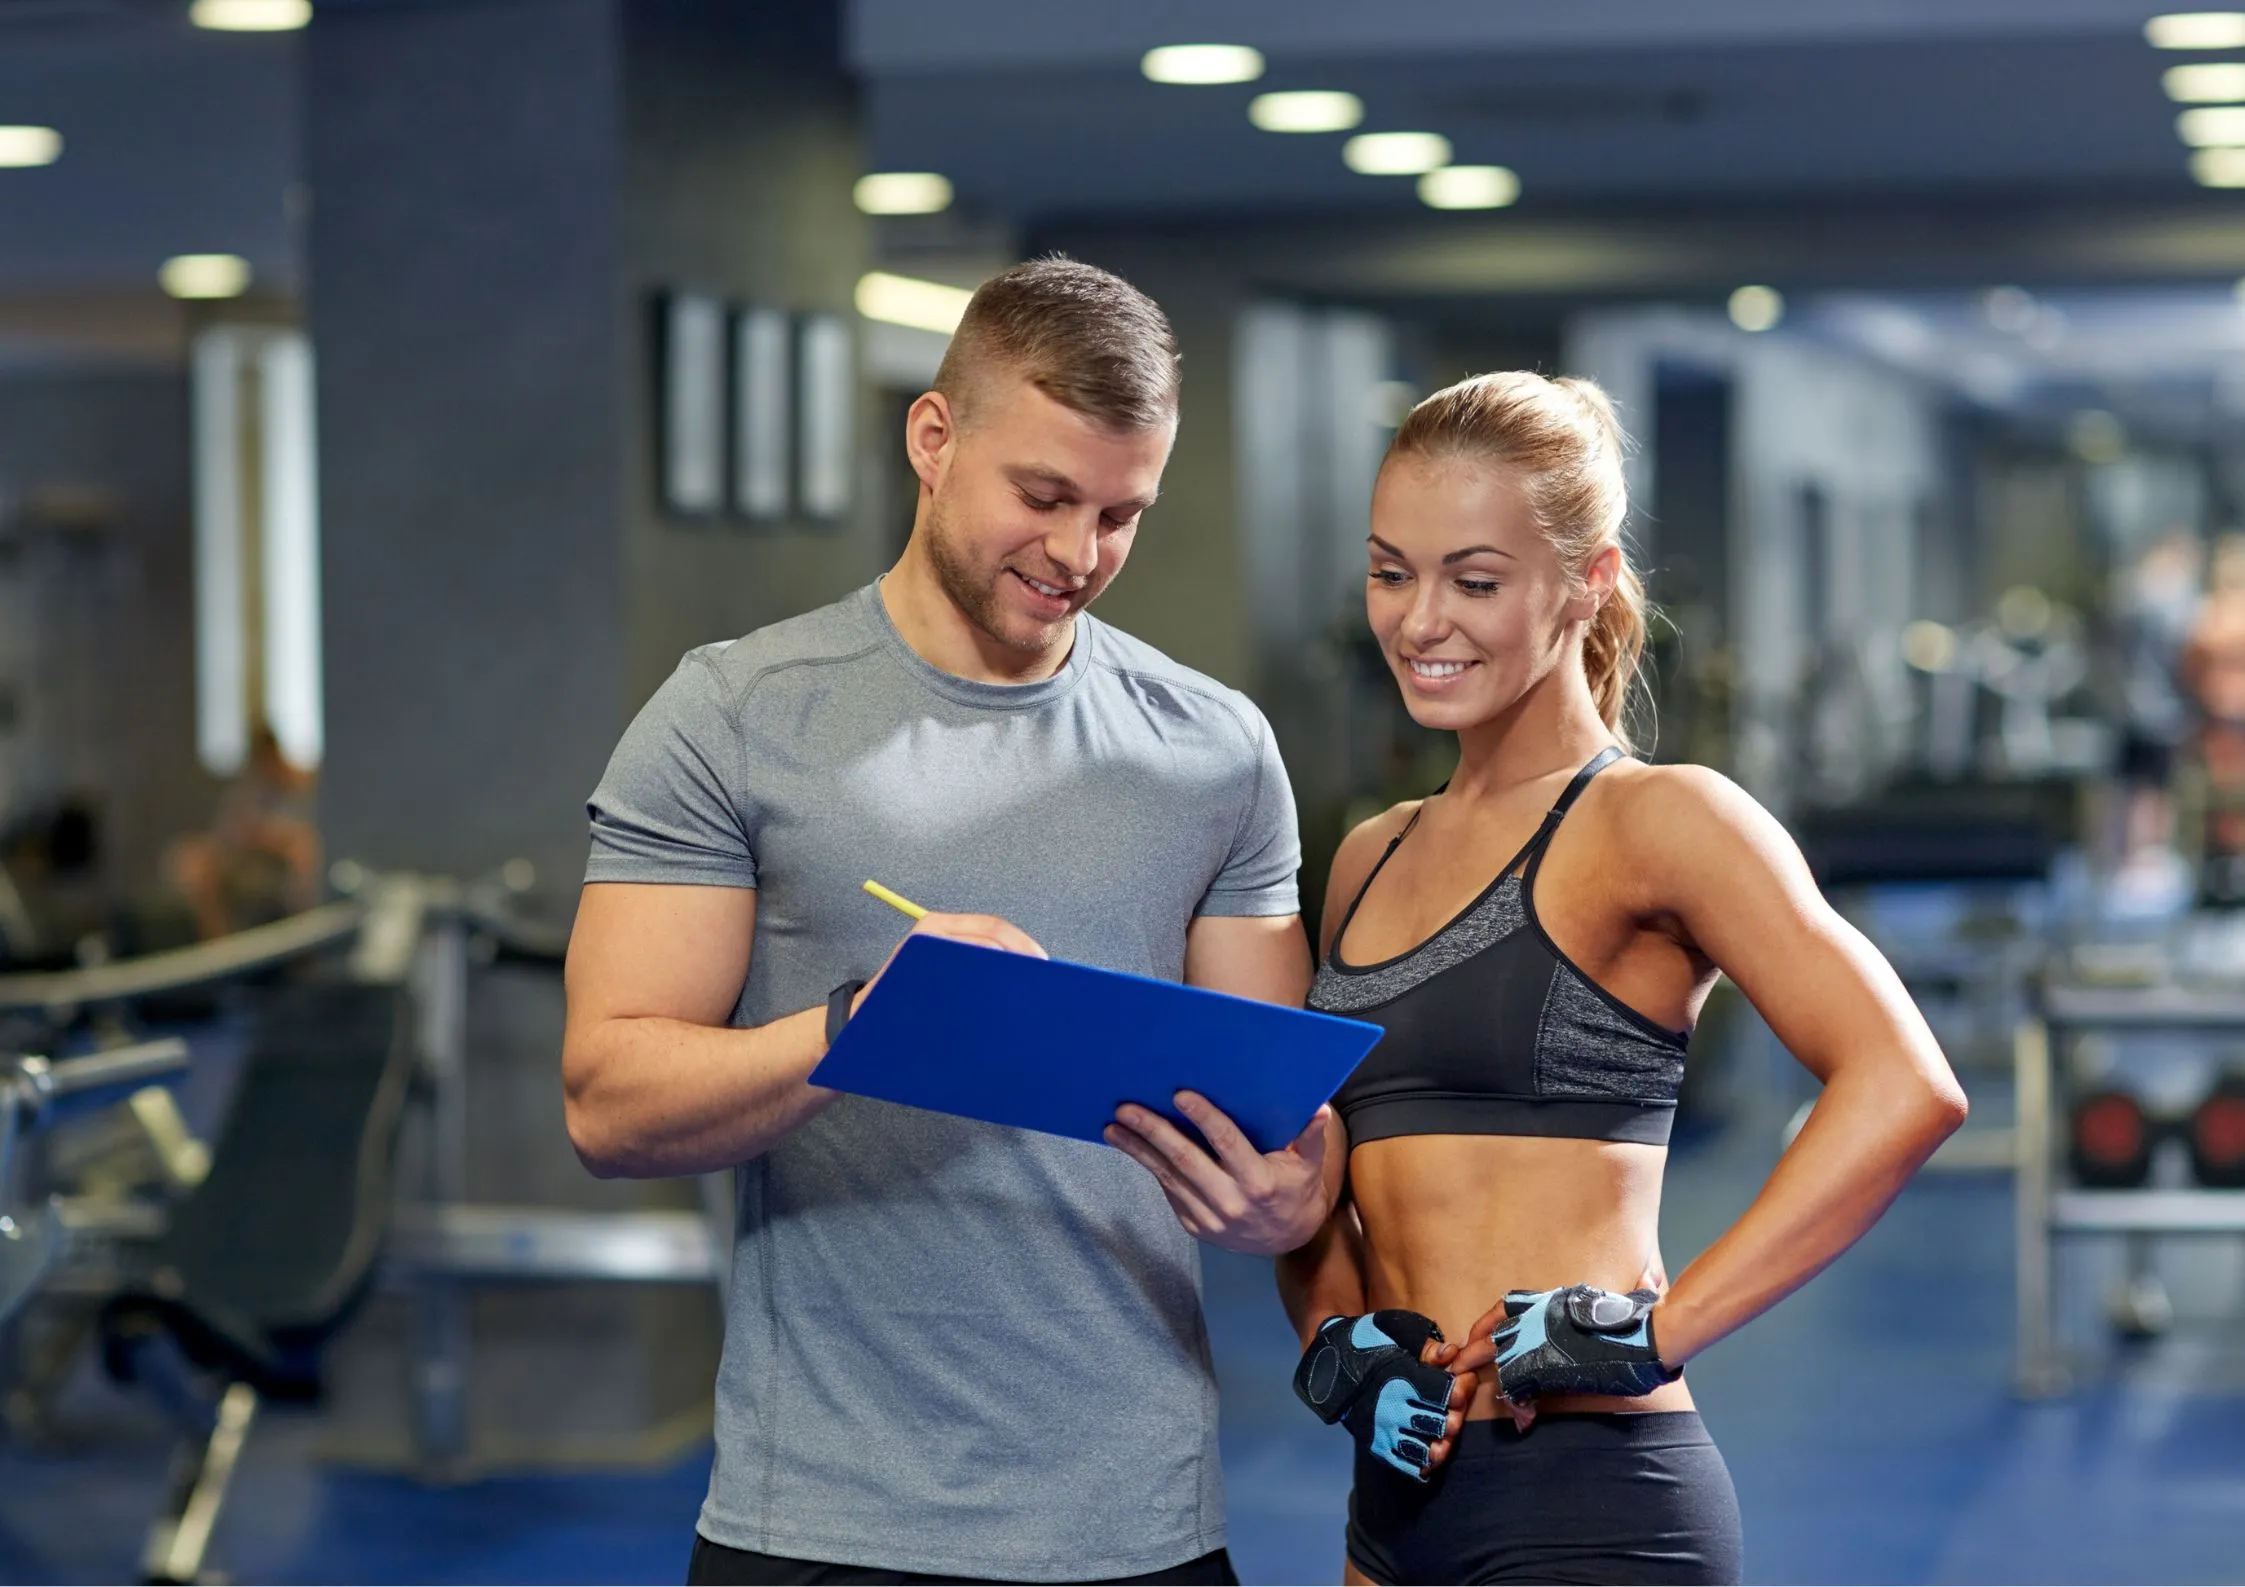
[1387,371,1649,747]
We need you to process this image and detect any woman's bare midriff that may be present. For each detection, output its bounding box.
[1350,1132,1696,1419]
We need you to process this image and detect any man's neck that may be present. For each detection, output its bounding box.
[879,545,1074,686]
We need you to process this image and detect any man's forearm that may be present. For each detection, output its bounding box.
[564,1003,836,1178]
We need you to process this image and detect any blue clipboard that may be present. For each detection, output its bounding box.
[810,934,1384,1154]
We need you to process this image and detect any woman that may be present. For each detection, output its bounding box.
[1279,372,1965,1585]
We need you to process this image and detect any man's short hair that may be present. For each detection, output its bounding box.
[933,255,1181,433]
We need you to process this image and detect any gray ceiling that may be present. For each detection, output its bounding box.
[855,0,2201,217]
[0,3,296,293]
[864,32,2189,222]
[0,0,2225,297]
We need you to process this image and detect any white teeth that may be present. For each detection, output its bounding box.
[1409,659,1470,678]
[1020,574,1067,598]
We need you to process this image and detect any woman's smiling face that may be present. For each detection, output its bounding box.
[1365,455,1603,733]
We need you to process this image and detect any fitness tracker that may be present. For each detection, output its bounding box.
[826,977,868,1049]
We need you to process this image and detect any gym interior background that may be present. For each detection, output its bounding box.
[4,1,2245,1581]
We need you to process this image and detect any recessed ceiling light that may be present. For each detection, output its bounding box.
[1343,131,1452,176]
[1418,164,1520,210]
[1141,44,1264,86]
[2148,12,2245,48]
[853,172,953,216]
[190,0,311,30]
[1728,285,1784,333]
[2180,104,2245,143]
[855,271,974,335]
[2193,145,2245,183]
[2165,61,2245,99]
[1248,90,1363,133]
[0,126,61,168]
[161,254,252,299]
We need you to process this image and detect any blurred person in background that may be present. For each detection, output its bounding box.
[2182,534,2245,905]
[163,722,321,941]
[1278,372,1965,1586]
[2108,528,2198,909]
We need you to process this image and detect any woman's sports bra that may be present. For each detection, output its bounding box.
[1307,747,1689,1148]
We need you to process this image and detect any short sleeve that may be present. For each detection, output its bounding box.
[584,651,758,888]
[1196,707,1301,918]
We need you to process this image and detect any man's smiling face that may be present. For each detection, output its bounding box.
[918,371,1174,655]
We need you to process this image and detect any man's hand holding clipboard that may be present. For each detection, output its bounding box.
[826,880,1364,1257]
[1103,1088,1339,1256]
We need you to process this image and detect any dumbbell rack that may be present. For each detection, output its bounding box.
[2015,980,2245,1395]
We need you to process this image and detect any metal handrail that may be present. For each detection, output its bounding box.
[0,901,365,1013]
[40,1039,193,1101]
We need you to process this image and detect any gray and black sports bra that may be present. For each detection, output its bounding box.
[1307,748,1689,1148]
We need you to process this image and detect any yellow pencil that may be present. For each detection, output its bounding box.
[862,879,928,920]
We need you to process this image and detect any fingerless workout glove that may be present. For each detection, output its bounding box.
[1293,1310,1456,1481]
[1490,1285,1681,1403]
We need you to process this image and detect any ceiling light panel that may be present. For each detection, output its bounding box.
[162,254,252,299]
[1248,91,1363,133]
[191,0,311,30]
[2148,13,2245,48]
[2194,146,2245,183]
[1141,44,1264,85]
[1418,165,1519,210]
[2179,104,2245,143]
[855,271,973,334]
[2165,61,2245,100]
[853,172,952,215]
[1343,132,1452,176]
[0,126,61,168]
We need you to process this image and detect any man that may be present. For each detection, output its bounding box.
[564,257,1337,1586]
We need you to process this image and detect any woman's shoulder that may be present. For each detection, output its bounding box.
[1320,801,1424,944]
[1594,757,1806,889]
[1336,799,1427,877]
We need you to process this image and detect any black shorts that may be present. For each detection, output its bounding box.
[1347,1411,1742,1585]
[686,1535,1238,1586]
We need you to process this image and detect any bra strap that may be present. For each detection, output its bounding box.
[1521,746,1626,883]
[1328,802,1427,954]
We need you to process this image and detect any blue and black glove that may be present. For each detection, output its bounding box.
[1490,1285,1680,1403]
[1293,1310,1457,1481]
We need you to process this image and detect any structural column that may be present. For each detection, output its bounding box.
[305,0,876,898]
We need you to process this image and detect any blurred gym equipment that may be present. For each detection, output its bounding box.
[2016,977,2245,1394]
[2069,1087,2155,1190]
[0,1039,190,1328]
[2186,1071,2245,1189]
[100,982,413,1585]
[0,863,722,1485]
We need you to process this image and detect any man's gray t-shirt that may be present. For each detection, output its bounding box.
[583,583,1300,1580]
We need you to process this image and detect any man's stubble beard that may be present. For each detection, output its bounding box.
[924,492,1071,656]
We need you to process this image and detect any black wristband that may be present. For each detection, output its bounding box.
[825,978,867,1049]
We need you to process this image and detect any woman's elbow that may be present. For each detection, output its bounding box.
[1913,1068,1970,1146]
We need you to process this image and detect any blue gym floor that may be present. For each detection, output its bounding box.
[4,1099,2243,1583]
